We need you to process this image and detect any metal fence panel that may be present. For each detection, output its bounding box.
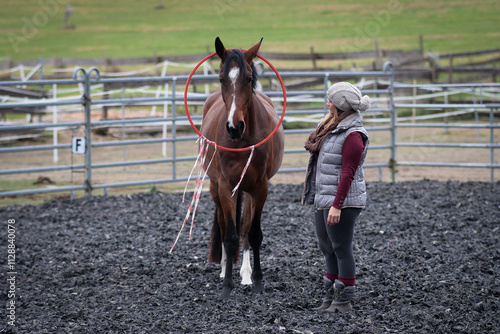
[1,62,498,198]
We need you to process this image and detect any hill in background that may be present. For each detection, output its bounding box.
[1,0,499,61]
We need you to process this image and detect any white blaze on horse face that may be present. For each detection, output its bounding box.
[240,249,253,285]
[227,67,240,129]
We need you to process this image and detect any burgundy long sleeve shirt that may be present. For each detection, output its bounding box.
[331,131,365,209]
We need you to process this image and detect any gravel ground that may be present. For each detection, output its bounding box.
[1,180,499,333]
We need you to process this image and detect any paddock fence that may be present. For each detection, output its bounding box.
[0,62,498,198]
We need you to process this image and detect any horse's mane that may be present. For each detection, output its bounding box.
[222,49,258,90]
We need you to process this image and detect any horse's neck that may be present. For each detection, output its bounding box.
[245,92,265,131]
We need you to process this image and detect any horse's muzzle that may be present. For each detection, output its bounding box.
[226,120,245,140]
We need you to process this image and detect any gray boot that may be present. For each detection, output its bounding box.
[326,279,355,313]
[313,276,334,310]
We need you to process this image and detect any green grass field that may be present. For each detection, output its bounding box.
[1,0,499,61]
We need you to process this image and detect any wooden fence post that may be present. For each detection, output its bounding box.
[418,35,425,66]
[206,44,215,68]
[419,35,424,56]
[493,52,498,82]
[310,46,317,70]
[448,54,453,83]
[153,49,160,76]
[103,50,111,73]
[102,83,109,120]
[430,59,437,84]
[374,40,382,70]
[154,49,160,63]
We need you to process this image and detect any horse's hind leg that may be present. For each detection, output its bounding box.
[240,237,253,285]
[240,194,253,285]
[208,208,222,264]
[220,243,227,278]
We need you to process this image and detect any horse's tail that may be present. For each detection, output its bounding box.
[207,191,243,264]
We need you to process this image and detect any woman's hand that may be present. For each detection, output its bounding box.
[327,206,341,225]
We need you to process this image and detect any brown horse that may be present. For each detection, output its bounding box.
[201,37,284,299]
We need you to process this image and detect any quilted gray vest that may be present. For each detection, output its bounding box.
[302,112,369,209]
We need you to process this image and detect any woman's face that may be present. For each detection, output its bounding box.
[326,100,337,115]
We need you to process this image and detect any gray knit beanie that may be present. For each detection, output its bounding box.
[326,82,371,112]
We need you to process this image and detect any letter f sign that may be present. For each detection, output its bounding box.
[72,137,86,154]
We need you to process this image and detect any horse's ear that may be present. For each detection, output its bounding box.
[215,37,227,61]
[244,38,263,62]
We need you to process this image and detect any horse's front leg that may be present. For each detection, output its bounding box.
[248,180,268,292]
[218,186,240,300]
[220,217,238,299]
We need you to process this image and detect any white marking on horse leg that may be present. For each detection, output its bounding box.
[240,249,253,285]
[227,67,239,128]
[220,243,227,279]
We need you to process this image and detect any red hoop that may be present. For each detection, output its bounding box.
[184,50,286,152]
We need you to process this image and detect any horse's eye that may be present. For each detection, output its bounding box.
[247,76,253,83]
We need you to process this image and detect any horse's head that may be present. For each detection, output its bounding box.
[215,37,261,140]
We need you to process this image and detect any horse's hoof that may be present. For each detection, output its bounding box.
[220,286,232,300]
[253,280,264,293]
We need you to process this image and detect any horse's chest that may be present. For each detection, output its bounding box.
[219,155,265,187]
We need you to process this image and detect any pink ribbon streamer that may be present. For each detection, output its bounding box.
[231,145,255,197]
[169,140,255,252]
[169,137,216,253]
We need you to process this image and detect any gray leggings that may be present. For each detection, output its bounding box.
[314,208,361,278]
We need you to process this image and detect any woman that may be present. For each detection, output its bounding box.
[302,82,370,312]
